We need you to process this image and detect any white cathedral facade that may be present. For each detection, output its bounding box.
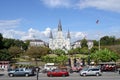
[49,20,71,52]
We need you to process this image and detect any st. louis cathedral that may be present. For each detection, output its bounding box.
[49,20,71,52]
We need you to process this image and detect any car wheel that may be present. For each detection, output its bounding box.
[9,73,13,77]
[69,69,73,73]
[62,74,65,77]
[96,73,99,76]
[50,74,52,77]
[83,73,86,77]
[25,73,29,77]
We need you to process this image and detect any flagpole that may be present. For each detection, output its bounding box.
[96,20,100,51]
[98,33,100,51]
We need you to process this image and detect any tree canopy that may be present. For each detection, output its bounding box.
[0,33,3,49]
[0,49,11,61]
[26,46,50,59]
[8,46,23,59]
[90,48,120,64]
[52,49,65,56]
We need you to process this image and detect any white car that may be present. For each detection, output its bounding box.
[79,67,102,76]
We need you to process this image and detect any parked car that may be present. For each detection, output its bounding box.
[42,63,57,73]
[79,67,102,76]
[69,66,82,73]
[101,64,116,72]
[47,69,69,77]
[99,62,117,72]
[8,68,35,77]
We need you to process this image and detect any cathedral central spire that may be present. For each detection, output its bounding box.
[58,20,62,31]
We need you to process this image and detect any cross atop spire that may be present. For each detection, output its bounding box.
[58,20,62,31]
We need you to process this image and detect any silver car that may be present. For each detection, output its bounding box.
[8,68,34,77]
[79,67,102,76]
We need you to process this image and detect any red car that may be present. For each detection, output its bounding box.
[47,69,69,77]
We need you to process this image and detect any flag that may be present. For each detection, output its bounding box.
[96,20,99,24]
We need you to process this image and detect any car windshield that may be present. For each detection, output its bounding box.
[82,67,88,71]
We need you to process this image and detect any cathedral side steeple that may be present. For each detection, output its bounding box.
[67,30,71,39]
[49,30,53,39]
[58,20,62,31]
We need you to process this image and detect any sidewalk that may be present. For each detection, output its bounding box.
[0,70,8,75]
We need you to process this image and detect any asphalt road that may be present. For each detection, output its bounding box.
[0,71,120,80]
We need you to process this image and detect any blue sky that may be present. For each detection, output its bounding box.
[0,0,120,42]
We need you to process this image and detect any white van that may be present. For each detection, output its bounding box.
[44,63,57,71]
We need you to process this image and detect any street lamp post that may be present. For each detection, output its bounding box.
[36,67,39,80]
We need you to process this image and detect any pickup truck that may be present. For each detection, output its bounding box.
[8,68,35,77]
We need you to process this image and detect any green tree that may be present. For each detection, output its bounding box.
[0,49,11,61]
[68,49,76,56]
[93,40,98,46]
[3,38,29,50]
[90,48,120,64]
[56,55,68,66]
[14,39,28,50]
[0,33,3,49]
[53,49,65,56]
[26,46,50,66]
[8,46,23,60]
[100,36,115,45]
[80,47,89,54]
[81,38,88,48]
[90,46,98,53]
[41,55,68,66]
[115,38,120,44]
[3,38,15,49]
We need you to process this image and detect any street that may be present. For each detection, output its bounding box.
[0,71,120,80]
[0,72,120,80]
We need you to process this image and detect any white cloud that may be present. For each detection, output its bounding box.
[41,0,71,8]
[2,29,25,39]
[0,19,118,42]
[70,31,86,42]
[41,0,120,13]
[1,26,86,42]
[0,19,21,28]
[21,28,51,41]
[41,27,51,37]
[1,27,120,42]
[74,32,85,38]
[77,0,120,13]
